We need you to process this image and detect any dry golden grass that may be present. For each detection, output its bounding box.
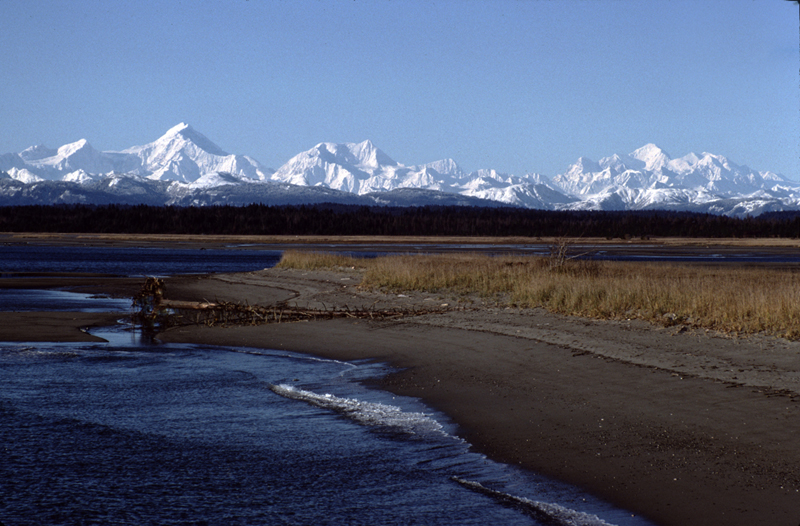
[277,250,800,339]
[275,250,369,271]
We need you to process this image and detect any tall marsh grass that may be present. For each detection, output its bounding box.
[277,250,800,339]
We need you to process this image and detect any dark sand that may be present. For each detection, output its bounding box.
[3,262,800,525]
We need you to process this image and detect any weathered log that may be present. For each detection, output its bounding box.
[133,277,465,330]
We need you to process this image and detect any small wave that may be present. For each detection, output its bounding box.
[270,384,445,436]
[452,477,616,526]
[16,348,81,359]
[229,347,359,368]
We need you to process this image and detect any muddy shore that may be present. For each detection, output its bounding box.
[3,241,800,524]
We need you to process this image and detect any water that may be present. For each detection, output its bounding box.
[0,327,651,525]
[3,243,799,280]
[0,288,132,312]
[0,245,283,276]
[0,245,660,525]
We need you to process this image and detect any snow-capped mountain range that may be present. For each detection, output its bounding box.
[5,123,271,185]
[1,123,797,216]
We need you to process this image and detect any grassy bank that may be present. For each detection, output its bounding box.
[277,250,800,339]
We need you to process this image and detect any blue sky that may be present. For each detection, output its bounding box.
[2,0,798,178]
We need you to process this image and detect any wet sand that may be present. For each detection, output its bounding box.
[0,311,122,342]
[0,275,141,342]
[3,254,800,524]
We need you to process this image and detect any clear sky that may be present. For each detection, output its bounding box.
[2,0,798,179]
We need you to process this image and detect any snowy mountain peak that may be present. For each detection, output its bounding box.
[598,154,632,173]
[271,140,400,191]
[629,143,671,171]
[308,140,396,169]
[157,123,228,157]
[19,144,57,161]
[682,152,700,163]
[424,158,463,176]
[58,138,94,157]
[349,139,397,168]
[166,122,191,136]
[630,143,667,158]
[569,157,601,174]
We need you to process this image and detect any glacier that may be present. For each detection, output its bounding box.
[1,125,798,216]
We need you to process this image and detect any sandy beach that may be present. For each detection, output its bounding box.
[3,259,800,525]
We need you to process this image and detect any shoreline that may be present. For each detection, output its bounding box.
[3,262,800,524]
[157,268,800,526]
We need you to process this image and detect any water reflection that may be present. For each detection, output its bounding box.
[0,289,132,312]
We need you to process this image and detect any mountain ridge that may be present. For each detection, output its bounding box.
[1,124,797,216]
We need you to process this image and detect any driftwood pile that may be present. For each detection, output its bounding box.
[132,277,453,329]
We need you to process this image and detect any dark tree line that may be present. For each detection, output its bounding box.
[1,204,800,238]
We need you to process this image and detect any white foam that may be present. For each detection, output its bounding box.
[270,384,445,436]
[452,477,617,526]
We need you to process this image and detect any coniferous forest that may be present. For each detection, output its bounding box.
[1,204,800,238]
